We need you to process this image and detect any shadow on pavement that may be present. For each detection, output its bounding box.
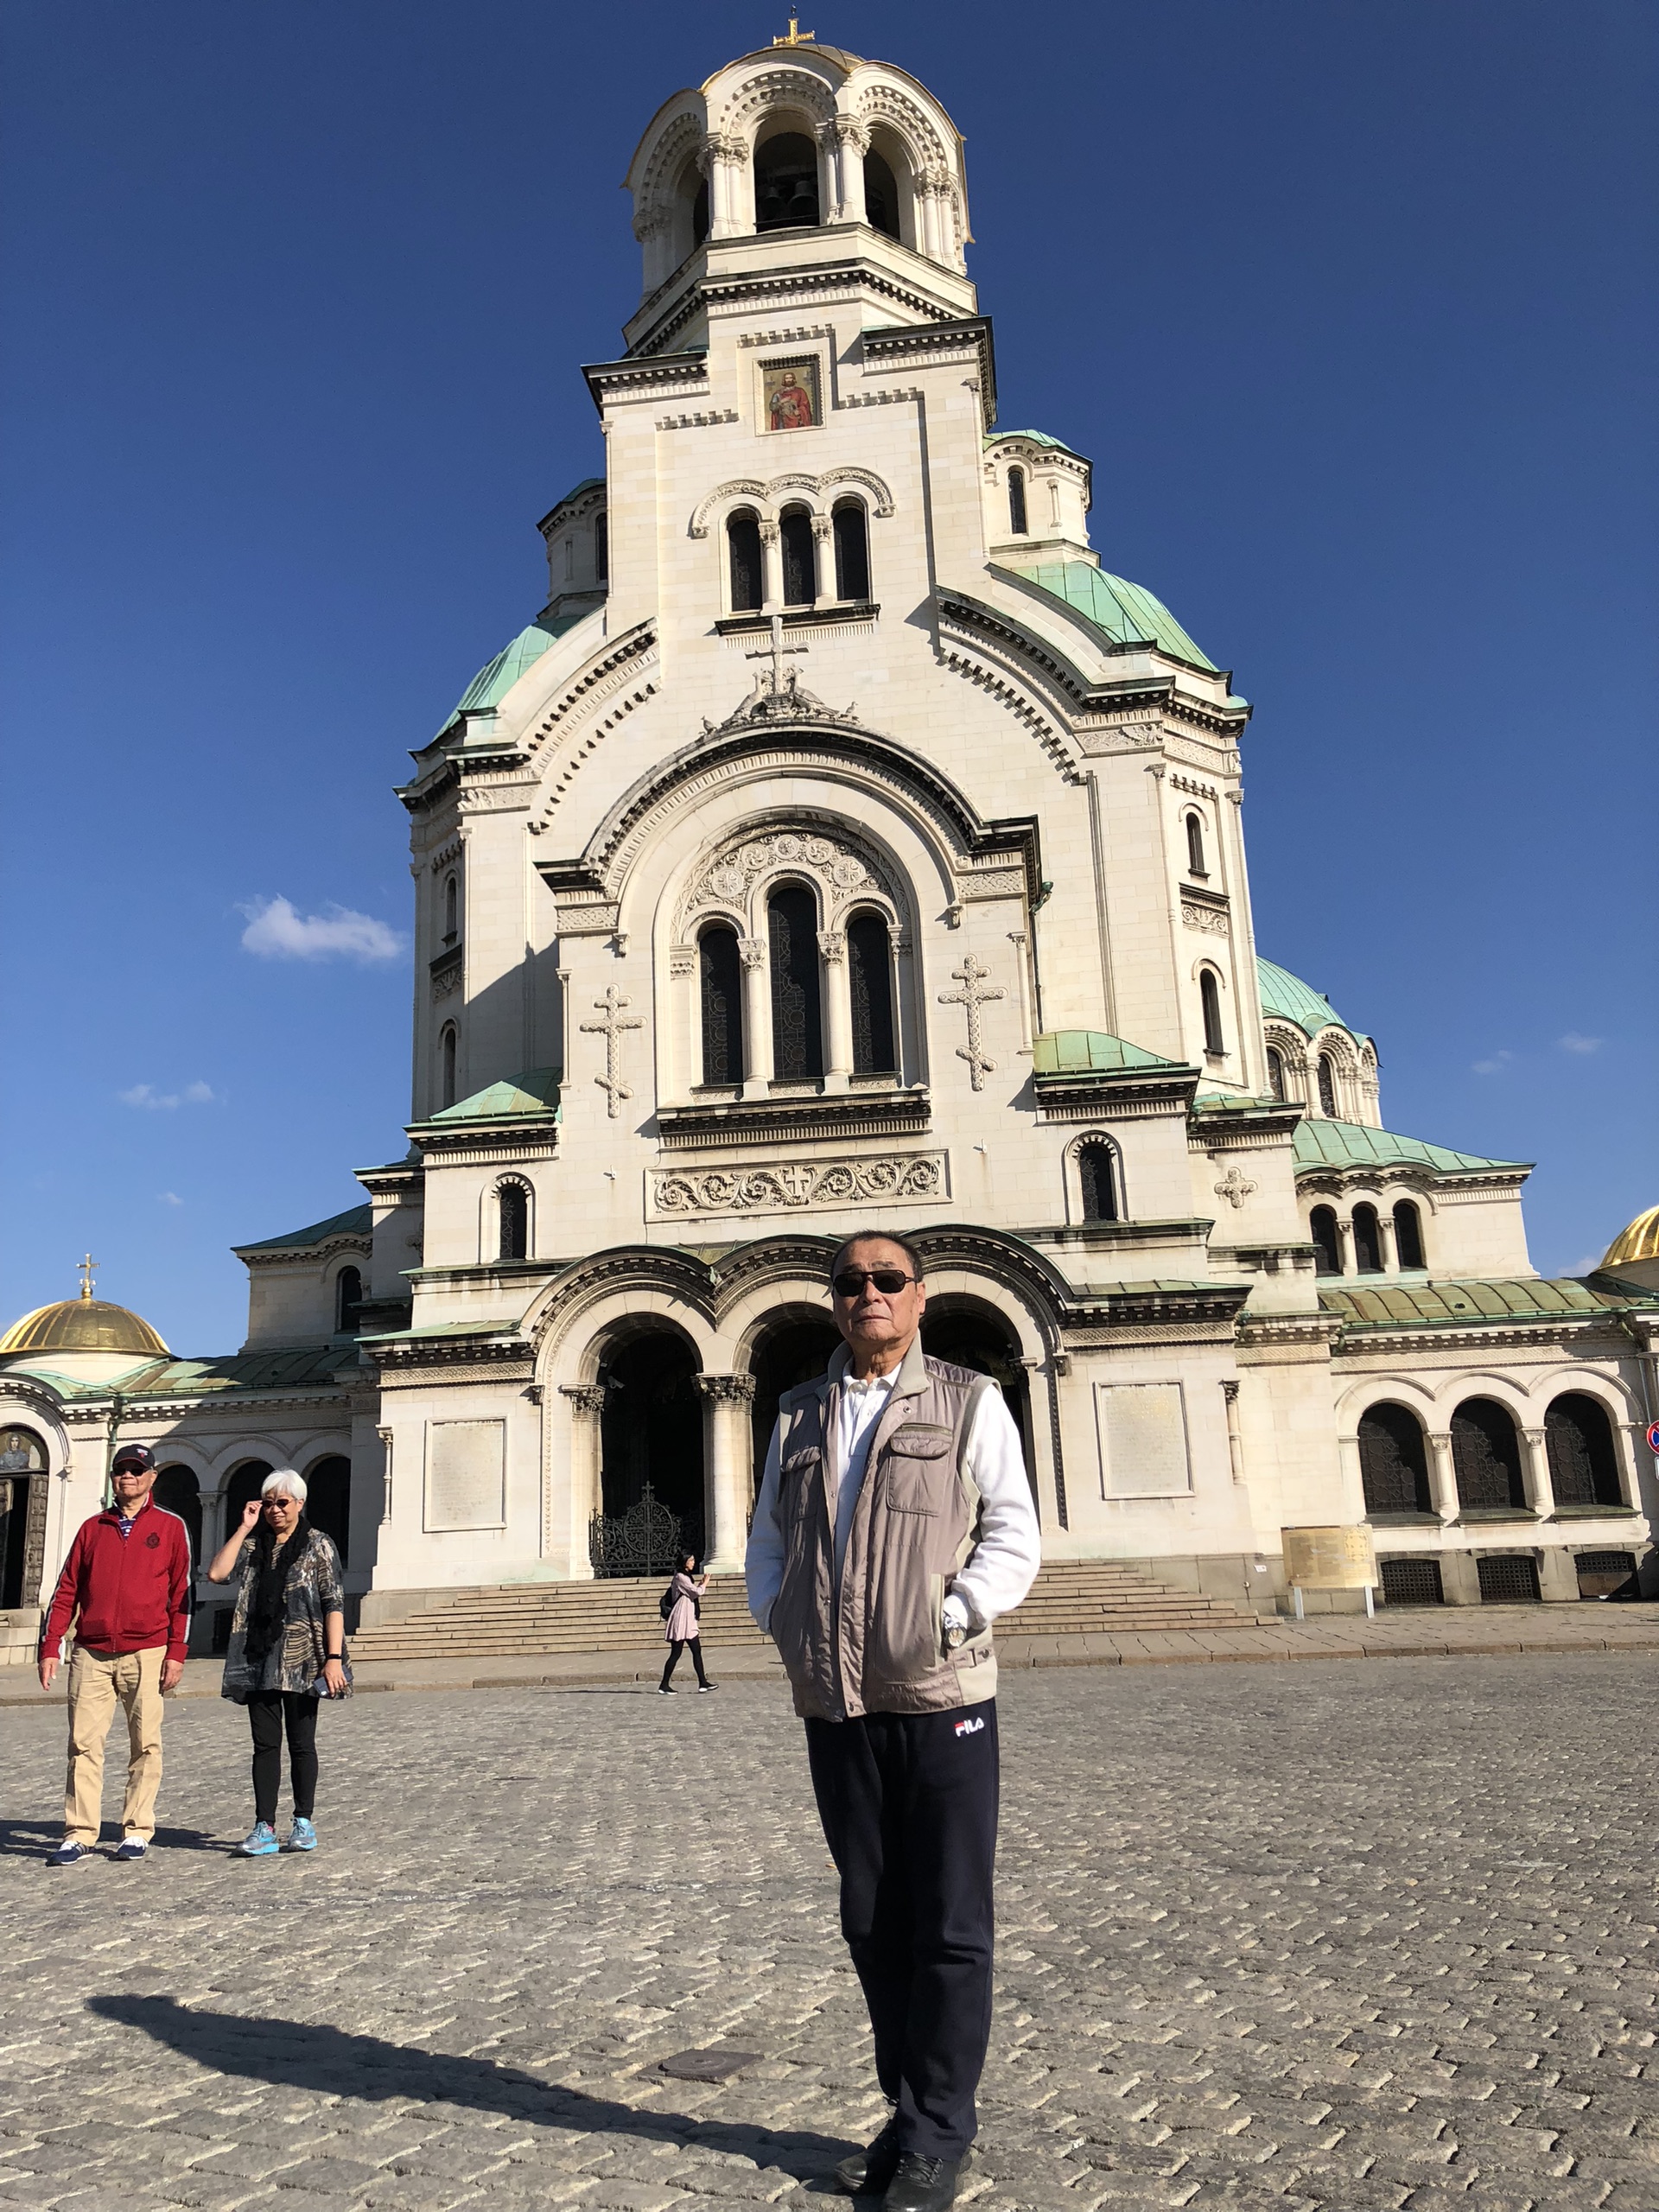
[2,1821,232,1859]
[89,1994,854,2180]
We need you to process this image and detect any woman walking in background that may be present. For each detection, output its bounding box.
[207,1469,349,1853]
[659,1553,715,1694]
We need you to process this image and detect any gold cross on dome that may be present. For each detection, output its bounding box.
[78,1253,98,1302]
[772,16,816,45]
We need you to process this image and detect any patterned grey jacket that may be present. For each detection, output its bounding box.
[219,1529,347,1702]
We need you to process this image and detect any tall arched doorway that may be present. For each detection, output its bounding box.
[305,1455,352,1567]
[921,1299,1036,1506]
[594,1329,705,1570]
[224,1459,272,1531]
[154,1466,203,1574]
[748,1310,842,1483]
[0,1424,48,1611]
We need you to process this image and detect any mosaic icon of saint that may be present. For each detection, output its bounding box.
[769,370,815,431]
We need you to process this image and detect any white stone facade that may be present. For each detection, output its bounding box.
[3,37,1655,1652]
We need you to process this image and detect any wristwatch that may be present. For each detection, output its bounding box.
[944,1618,968,1651]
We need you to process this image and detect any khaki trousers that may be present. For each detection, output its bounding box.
[64,1645,166,1844]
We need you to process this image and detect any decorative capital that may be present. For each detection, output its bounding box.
[739,935,768,971]
[810,512,834,542]
[817,929,846,962]
[1220,1380,1240,1405]
[759,519,781,547]
[561,1383,609,1418]
[820,116,869,154]
[696,1371,758,1403]
[700,131,747,171]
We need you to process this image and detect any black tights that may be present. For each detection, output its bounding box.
[660,1637,709,1689]
[248,1691,319,1824]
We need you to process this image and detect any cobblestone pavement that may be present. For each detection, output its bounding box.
[2,1658,1655,2212]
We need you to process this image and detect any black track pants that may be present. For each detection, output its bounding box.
[805,1700,999,2160]
[660,1637,709,1689]
[247,1691,319,1823]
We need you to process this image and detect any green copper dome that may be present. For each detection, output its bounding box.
[1255,957,1363,1040]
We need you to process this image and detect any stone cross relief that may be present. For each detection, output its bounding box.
[938,954,1003,1091]
[581,984,644,1119]
[745,613,807,699]
[1213,1166,1257,1210]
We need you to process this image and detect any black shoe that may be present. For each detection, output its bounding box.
[830,2115,901,2196]
[884,2152,969,2212]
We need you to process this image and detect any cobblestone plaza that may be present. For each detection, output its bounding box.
[3,1657,1656,2211]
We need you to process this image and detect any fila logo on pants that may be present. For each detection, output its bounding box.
[954,1715,986,1738]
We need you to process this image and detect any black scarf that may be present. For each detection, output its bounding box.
[245,1514,310,1663]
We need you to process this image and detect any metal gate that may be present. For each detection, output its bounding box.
[1379,1556,1444,1607]
[1476,1554,1540,1604]
[588,1483,702,1580]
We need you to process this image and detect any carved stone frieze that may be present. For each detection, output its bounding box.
[694,1371,758,1402]
[1181,899,1230,937]
[683,827,899,933]
[648,1151,949,1220]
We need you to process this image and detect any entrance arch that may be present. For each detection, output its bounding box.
[921,1298,1035,1499]
[596,1326,706,1566]
[748,1308,842,1481]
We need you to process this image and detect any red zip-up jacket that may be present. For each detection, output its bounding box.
[41,1497,192,1665]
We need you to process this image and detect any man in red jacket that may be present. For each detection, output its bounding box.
[39,1443,192,1865]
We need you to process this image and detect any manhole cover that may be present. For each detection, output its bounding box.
[658,2047,760,2082]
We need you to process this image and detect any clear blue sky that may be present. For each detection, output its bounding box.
[3,1,1654,1353]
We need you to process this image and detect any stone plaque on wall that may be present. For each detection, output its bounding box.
[1093,1382,1192,1499]
[425,1420,506,1531]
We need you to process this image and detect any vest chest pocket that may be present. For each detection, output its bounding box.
[882,1425,953,1515]
[782,1446,823,1522]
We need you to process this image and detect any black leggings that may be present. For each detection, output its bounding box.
[660,1637,709,1689]
[247,1691,319,1823]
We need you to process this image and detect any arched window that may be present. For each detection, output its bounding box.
[305,1454,351,1567]
[833,499,870,601]
[1199,969,1224,1055]
[594,510,607,584]
[223,1459,272,1533]
[440,1023,457,1109]
[1357,1404,1433,1516]
[1007,465,1028,537]
[1393,1199,1425,1270]
[442,874,458,943]
[768,885,823,1080]
[1266,1047,1286,1103]
[691,175,709,246]
[728,509,763,612]
[1077,1141,1118,1223]
[847,912,895,1075]
[863,149,901,239]
[334,1266,363,1334]
[498,1182,528,1262]
[699,925,745,1087]
[1185,812,1206,876]
[1310,1205,1341,1276]
[753,132,820,230]
[1451,1397,1527,1512]
[1317,1052,1338,1116]
[1351,1203,1383,1274]
[780,505,816,607]
[1545,1393,1624,1509]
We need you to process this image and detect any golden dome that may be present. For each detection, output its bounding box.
[0,1297,169,1358]
[1599,1205,1659,1272]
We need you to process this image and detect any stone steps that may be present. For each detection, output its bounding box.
[349,1560,1265,1662]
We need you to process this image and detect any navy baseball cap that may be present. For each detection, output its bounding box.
[111,1445,156,1472]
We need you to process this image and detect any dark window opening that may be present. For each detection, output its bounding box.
[728,509,763,612]
[691,177,709,245]
[305,1453,351,1570]
[1546,1393,1624,1509]
[1310,1205,1341,1277]
[1077,1141,1118,1223]
[780,505,816,607]
[443,874,459,943]
[1200,969,1224,1055]
[833,499,870,601]
[1452,1397,1528,1512]
[699,925,745,1087]
[441,1025,457,1109]
[1185,812,1206,875]
[847,912,895,1074]
[1393,1198,1425,1270]
[153,1467,202,1586]
[1352,1203,1383,1274]
[863,149,901,239]
[1478,1554,1540,1603]
[1317,1053,1338,1116]
[499,1183,528,1263]
[1007,465,1028,536]
[594,511,607,584]
[768,886,823,1080]
[754,133,820,230]
[334,1266,364,1335]
[1266,1047,1286,1102]
[1358,1404,1433,1516]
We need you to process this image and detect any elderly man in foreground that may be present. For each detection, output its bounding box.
[746,1230,1040,2212]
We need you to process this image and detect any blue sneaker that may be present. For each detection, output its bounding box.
[285,1817,317,1853]
[237,1821,280,1857]
[48,1840,91,1867]
[114,1837,149,1862]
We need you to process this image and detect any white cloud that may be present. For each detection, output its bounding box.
[1471,1051,1514,1076]
[1557,1032,1603,1055]
[120,1082,219,1110]
[157,1192,184,1206]
[239,894,404,964]
[1568,1250,1602,1275]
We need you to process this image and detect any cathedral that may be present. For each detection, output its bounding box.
[3,34,1655,1660]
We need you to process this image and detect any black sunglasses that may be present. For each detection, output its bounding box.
[832,1267,919,1298]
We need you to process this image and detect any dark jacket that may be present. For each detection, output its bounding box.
[41,1497,192,1665]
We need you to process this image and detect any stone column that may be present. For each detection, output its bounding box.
[1376,1211,1398,1274]
[1335,1216,1355,1276]
[760,518,782,610]
[376,1426,394,1527]
[820,929,851,1091]
[1426,1430,1459,1524]
[696,1373,757,1573]
[1520,1427,1556,1520]
[918,163,949,259]
[818,117,868,223]
[559,1384,607,1581]
[811,512,836,605]
[739,935,771,1097]
[1221,1380,1246,1488]
[701,132,748,238]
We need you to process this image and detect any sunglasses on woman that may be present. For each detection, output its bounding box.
[832,1267,919,1298]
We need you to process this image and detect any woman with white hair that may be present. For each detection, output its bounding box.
[207,1469,349,1855]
